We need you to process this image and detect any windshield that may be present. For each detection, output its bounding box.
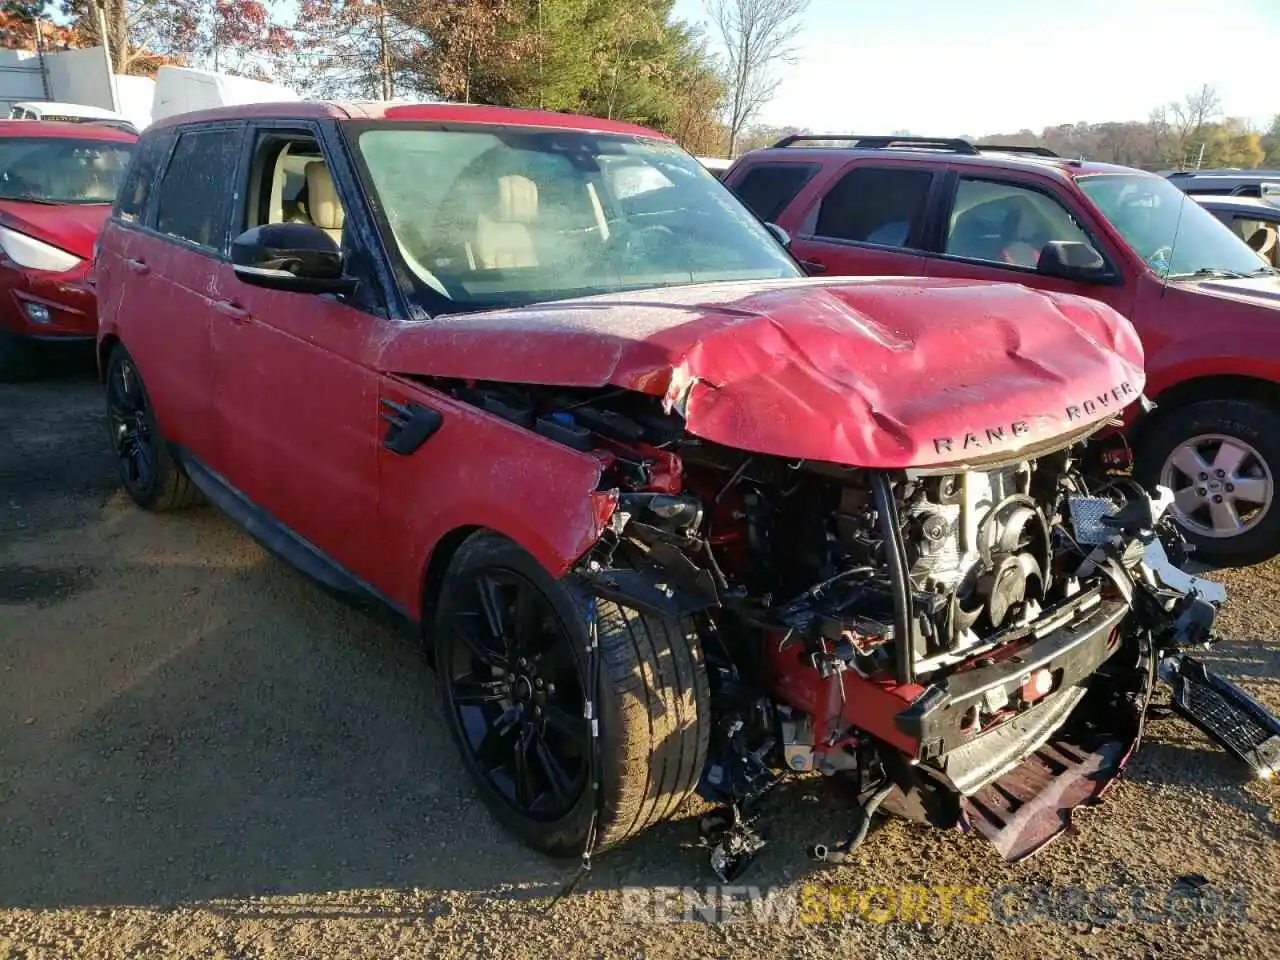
[354,127,800,310]
[0,137,133,204]
[1078,173,1273,280]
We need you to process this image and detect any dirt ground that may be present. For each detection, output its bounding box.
[0,361,1277,960]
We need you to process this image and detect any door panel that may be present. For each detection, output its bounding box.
[211,282,386,595]
[124,236,220,456]
[926,254,1136,316]
[788,235,926,278]
[211,124,386,592]
[120,124,242,465]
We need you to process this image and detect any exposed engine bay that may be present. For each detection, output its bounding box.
[431,376,1280,878]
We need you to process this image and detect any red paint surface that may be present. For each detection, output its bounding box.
[148,100,671,141]
[378,277,1146,468]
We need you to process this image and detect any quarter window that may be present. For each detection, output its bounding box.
[946,178,1092,269]
[811,167,933,248]
[154,128,242,250]
[730,163,818,221]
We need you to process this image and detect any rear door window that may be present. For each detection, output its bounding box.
[153,126,243,252]
[114,132,172,224]
[809,167,933,248]
[729,162,819,221]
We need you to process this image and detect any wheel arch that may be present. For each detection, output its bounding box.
[419,523,486,638]
[1132,373,1280,449]
[97,332,121,382]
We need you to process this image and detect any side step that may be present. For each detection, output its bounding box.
[1165,655,1280,779]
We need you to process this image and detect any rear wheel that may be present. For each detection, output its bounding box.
[104,345,203,511]
[434,532,710,856]
[1135,399,1280,567]
[0,332,41,382]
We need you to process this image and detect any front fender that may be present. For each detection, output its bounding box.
[373,377,618,620]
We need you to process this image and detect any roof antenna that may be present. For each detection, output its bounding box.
[1162,189,1190,297]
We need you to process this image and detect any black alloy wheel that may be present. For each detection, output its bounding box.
[440,566,589,822]
[106,349,156,500]
[102,345,202,512]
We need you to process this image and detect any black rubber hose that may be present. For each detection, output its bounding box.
[871,472,914,685]
[808,780,897,863]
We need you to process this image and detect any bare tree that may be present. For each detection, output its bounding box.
[707,0,809,157]
[1164,83,1222,168]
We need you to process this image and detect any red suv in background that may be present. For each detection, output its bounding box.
[0,120,136,380]
[725,135,1280,567]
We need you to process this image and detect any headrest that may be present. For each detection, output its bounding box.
[492,175,538,224]
[305,161,344,232]
[1248,224,1277,258]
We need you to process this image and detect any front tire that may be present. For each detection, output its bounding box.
[103,344,203,512]
[434,532,710,857]
[1135,398,1280,567]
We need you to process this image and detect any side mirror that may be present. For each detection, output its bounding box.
[765,222,791,249]
[231,222,358,296]
[1036,240,1114,283]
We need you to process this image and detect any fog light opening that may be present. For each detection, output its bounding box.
[24,302,51,325]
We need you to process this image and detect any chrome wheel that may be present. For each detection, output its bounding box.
[1160,433,1274,539]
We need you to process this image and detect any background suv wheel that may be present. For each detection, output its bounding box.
[1135,398,1280,567]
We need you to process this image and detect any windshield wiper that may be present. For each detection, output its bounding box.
[1169,267,1252,280]
[0,195,60,205]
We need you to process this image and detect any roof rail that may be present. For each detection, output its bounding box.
[974,143,1059,157]
[771,134,979,154]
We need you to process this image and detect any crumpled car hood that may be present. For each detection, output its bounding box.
[377,276,1146,468]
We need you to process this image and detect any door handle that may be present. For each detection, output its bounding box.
[214,299,251,322]
[798,257,827,274]
[125,257,149,275]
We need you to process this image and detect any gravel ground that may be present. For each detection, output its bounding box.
[0,363,1277,960]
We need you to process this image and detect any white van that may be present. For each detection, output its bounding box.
[7,101,138,134]
[151,66,298,123]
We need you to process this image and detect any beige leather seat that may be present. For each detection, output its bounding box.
[1247,224,1278,266]
[472,175,539,269]
[304,161,345,244]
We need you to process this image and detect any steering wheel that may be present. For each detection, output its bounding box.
[620,223,675,253]
[1147,245,1174,270]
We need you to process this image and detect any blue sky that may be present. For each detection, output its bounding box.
[675,0,1280,135]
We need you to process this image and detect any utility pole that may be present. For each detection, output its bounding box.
[93,0,121,113]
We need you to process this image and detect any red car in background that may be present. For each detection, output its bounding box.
[0,120,136,380]
[723,136,1280,567]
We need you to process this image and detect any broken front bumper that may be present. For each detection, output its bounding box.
[895,591,1126,785]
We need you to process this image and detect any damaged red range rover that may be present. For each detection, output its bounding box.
[94,102,1280,876]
